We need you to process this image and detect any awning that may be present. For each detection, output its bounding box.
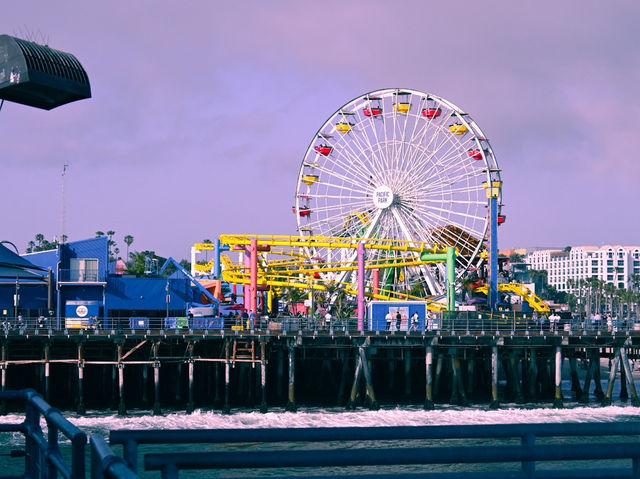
[0,244,45,271]
[0,265,45,280]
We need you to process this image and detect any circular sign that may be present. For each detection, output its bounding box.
[76,305,88,317]
[373,185,394,209]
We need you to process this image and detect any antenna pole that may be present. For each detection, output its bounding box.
[61,164,68,244]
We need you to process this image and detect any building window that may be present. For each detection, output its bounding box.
[70,258,99,282]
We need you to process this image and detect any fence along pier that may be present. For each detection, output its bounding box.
[1,314,639,414]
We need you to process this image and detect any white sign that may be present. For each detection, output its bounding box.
[373,185,393,209]
[76,305,89,317]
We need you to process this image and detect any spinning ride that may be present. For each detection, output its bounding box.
[294,88,502,296]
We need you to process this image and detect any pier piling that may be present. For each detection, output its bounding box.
[553,345,563,408]
[285,342,296,412]
[424,343,434,410]
[223,340,231,414]
[602,349,620,406]
[77,343,85,415]
[620,346,640,406]
[117,343,126,416]
[152,341,161,415]
[260,341,268,413]
[490,345,499,409]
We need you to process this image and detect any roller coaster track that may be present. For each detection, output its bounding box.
[475,283,551,314]
[210,235,452,310]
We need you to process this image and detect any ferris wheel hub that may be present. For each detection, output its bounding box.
[373,185,394,209]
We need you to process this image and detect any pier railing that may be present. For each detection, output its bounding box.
[0,389,138,479]
[0,389,87,479]
[109,423,640,479]
[2,312,638,337]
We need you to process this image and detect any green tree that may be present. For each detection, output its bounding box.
[509,253,525,263]
[124,235,134,261]
[25,234,59,253]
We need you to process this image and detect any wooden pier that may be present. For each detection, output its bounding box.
[1,320,640,414]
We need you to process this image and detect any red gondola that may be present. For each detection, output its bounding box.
[467,149,484,160]
[422,107,442,119]
[363,107,383,117]
[315,145,333,156]
[298,207,311,218]
[497,215,506,225]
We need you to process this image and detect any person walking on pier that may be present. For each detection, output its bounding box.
[386,311,393,331]
[395,311,402,331]
[410,312,419,332]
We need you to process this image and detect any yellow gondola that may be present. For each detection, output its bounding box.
[336,122,354,134]
[449,123,468,135]
[302,175,319,186]
[394,103,412,114]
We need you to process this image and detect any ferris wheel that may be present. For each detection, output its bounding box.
[293,88,502,296]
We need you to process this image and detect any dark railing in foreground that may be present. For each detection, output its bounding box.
[0,389,87,479]
[0,390,138,479]
[5,389,640,479]
[110,423,640,479]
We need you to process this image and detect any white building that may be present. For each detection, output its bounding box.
[526,246,640,293]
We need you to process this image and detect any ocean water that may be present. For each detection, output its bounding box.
[2,398,640,477]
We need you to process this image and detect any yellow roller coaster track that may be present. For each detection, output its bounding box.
[197,234,450,255]
[475,283,551,314]
[218,255,447,310]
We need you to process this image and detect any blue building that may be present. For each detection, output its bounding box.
[0,237,200,329]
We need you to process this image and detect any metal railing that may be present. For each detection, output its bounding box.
[0,390,139,479]
[0,389,87,479]
[1,313,639,337]
[109,423,640,479]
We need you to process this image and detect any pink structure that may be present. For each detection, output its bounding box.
[372,269,380,296]
[357,243,365,331]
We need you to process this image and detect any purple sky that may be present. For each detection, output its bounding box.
[3,1,639,260]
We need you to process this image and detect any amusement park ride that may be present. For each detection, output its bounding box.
[190,88,546,321]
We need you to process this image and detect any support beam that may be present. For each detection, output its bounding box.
[214,362,221,409]
[77,343,85,415]
[186,342,195,414]
[569,356,582,399]
[223,341,231,414]
[260,342,268,413]
[424,344,434,410]
[451,355,467,406]
[359,346,379,410]
[142,364,148,406]
[404,348,411,398]
[490,345,499,409]
[357,243,365,331]
[250,239,258,320]
[117,343,126,416]
[153,342,161,415]
[510,354,524,404]
[553,345,563,408]
[620,346,640,407]
[0,342,6,415]
[581,355,593,404]
[285,343,296,412]
[187,359,195,414]
[602,349,621,406]
[527,348,538,400]
[346,353,363,410]
[593,349,605,401]
[44,343,50,403]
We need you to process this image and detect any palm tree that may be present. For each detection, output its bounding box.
[603,283,617,316]
[124,235,134,261]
